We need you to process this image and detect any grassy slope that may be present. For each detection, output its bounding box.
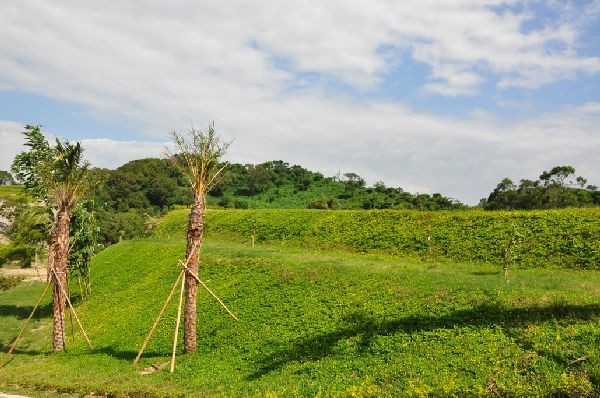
[1,235,600,396]
[159,208,600,269]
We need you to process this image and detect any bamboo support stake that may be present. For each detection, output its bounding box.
[68,306,76,343]
[67,278,76,343]
[50,268,93,350]
[170,273,186,373]
[183,265,238,321]
[134,243,198,367]
[34,252,44,283]
[0,282,52,370]
[133,269,185,365]
[78,276,83,301]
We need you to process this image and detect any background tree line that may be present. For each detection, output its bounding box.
[481,166,600,210]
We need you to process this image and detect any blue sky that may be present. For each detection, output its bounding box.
[1,1,599,204]
[0,91,137,140]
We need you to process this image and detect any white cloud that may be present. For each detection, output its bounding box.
[0,121,167,172]
[78,138,166,169]
[0,120,24,171]
[0,1,599,203]
[0,0,598,104]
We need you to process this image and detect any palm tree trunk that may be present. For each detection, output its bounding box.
[184,194,204,353]
[51,206,71,352]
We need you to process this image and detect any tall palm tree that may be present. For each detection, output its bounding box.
[12,126,100,352]
[167,123,229,353]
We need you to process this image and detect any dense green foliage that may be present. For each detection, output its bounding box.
[211,160,465,211]
[1,236,599,396]
[1,204,51,268]
[95,158,191,212]
[483,165,600,210]
[0,244,33,268]
[0,199,104,274]
[68,204,100,299]
[159,208,600,269]
[10,125,53,200]
[88,158,191,245]
[7,206,52,247]
[0,186,35,268]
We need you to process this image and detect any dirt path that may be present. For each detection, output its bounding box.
[1,265,47,283]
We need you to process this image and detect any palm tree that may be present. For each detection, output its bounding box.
[12,126,100,352]
[167,123,230,353]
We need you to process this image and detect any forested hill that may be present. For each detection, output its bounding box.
[95,158,464,212]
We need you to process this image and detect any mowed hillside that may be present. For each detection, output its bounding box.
[1,209,600,397]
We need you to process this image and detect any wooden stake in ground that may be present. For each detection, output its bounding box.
[170,271,186,373]
[0,282,51,369]
[133,243,197,365]
[133,245,238,372]
[133,269,185,365]
[67,278,76,343]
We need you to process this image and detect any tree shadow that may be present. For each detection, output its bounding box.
[469,270,500,276]
[248,302,600,380]
[0,302,53,319]
[0,343,52,360]
[94,346,170,362]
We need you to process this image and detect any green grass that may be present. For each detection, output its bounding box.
[1,235,599,397]
[0,185,25,201]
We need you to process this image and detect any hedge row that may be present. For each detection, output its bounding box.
[157,208,600,269]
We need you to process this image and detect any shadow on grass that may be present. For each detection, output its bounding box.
[94,346,169,362]
[249,302,600,379]
[0,302,53,319]
[469,270,500,276]
[0,343,50,356]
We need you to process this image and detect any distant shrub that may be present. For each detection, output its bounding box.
[308,197,340,210]
[0,275,25,291]
[307,197,329,209]
[328,198,341,210]
[0,244,33,268]
[218,195,236,208]
[233,199,248,209]
[95,210,147,245]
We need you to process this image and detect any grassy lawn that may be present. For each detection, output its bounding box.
[1,237,599,397]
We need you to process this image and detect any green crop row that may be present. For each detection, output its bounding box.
[157,208,600,269]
